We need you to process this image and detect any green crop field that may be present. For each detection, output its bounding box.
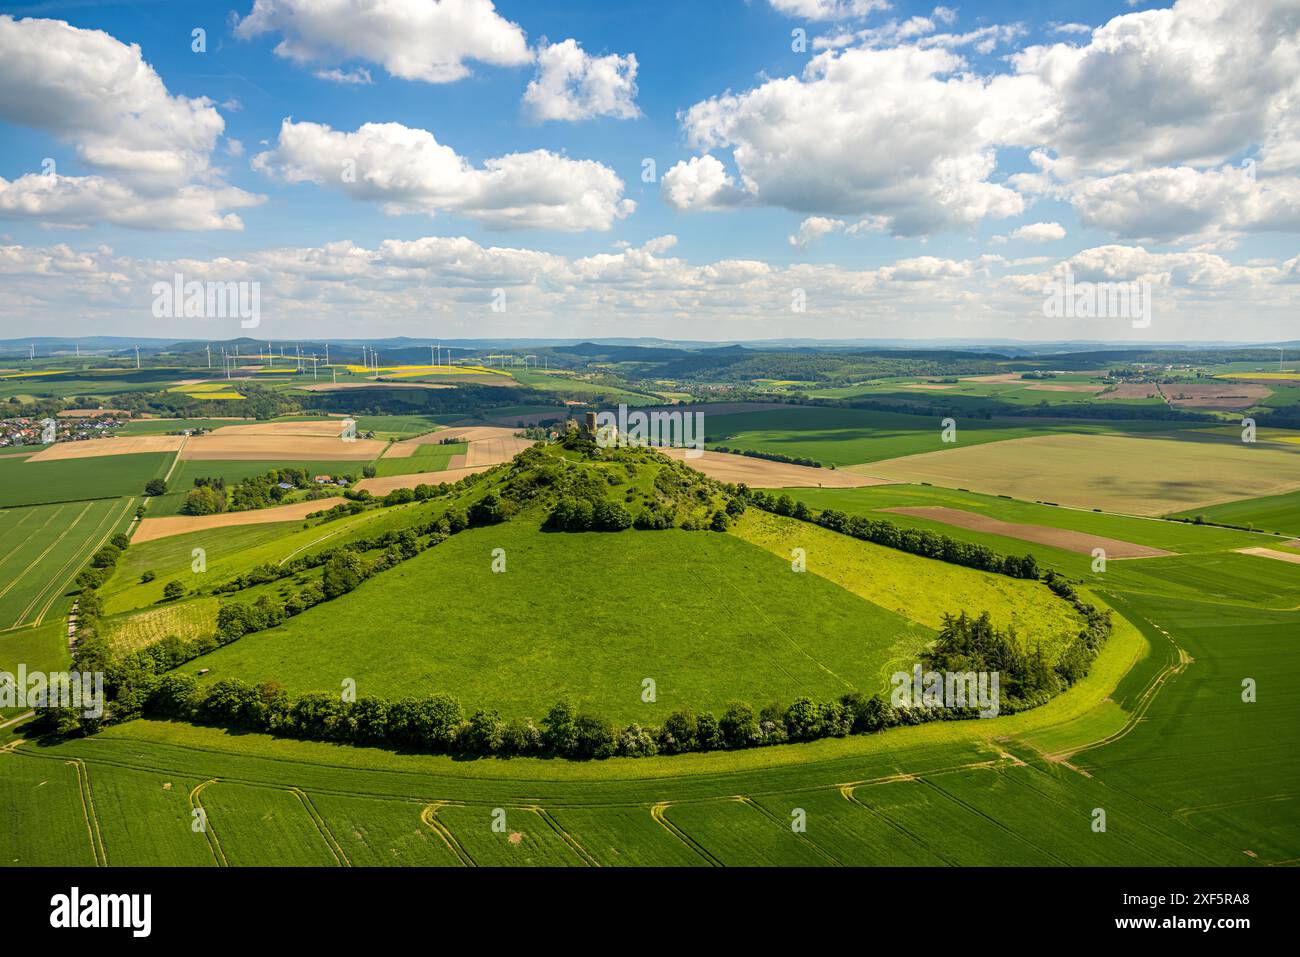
[372,442,466,476]
[702,407,1181,467]
[863,432,1300,515]
[0,498,136,630]
[1173,487,1300,536]
[0,452,171,507]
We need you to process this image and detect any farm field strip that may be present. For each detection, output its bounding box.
[879,505,1176,558]
[132,497,348,544]
[23,496,137,629]
[861,432,1300,516]
[1236,546,1300,565]
[0,497,133,631]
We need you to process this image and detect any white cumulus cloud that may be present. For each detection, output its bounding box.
[252,119,634,231]
[235,0,531,84]
[523,39,639,122]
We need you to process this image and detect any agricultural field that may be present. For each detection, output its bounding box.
[0,344,1296,877]
[702,406,1179,467]
[0,451,171,507]
[1173,487,1300,535]
[183,520,949,721]
[372,442,466,477]
[0,498,136,630]
[861,432,1300,515]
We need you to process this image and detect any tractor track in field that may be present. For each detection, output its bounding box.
[649,802,722,866]
[26,496,135,629]
[0,501,94,614]
[66,758,107,866]
[189,779,229,866]
[420,803,475,866]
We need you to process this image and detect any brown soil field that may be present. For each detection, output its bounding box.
[25,435,185,461]
[180,434,386,460]
[862,432,1300,516]
[465,434,535,467]
[1025,383,1106,393]
[380,427,531,465]
[1098,383,1162,401]
[354,466,493,495]
[57,408,129,417]
[881,506,1175,559]
[1163,383,1271,410]
[132,498,348,543]
[960,373,1026,383]
[660,448,889,488]
[1236,547,1300,566]
[208,419,346,436]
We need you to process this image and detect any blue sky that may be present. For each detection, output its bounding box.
[0,0,1297,342]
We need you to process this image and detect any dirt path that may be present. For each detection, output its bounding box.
[881,506,1176,559]
[661,448,890,488]
[1235,546,1300,566]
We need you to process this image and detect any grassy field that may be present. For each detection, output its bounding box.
[182,521,938,721]
[0,498,136,630]
[353,414,447,439]
[0,621,70,719]
[1173,487,1300,535]
[0,452,171,507]
[7,514,1285,869]
[102,522,313,614]
[372,442,466,477]
[702,407,1180,467]
[863,432,1300,515]
[730,510,1082,665]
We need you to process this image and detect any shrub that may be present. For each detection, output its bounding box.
[162,580,185,601]
[322,550,366,599]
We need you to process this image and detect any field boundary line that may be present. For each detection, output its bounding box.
[649,802,722,866]
[0,710,34,731]
[1052,595,1189,762]
[919,771,1070,865]
[160,439,187,485]
[0,501,93,611]
[420,803,475,866]
[532,806,599,866]
[0,504,62,573]
[738,794,843,865]
[66,758,107,866]
[843,784,961,866]
[28,496,136,628]
[189,779,229,866]
[291,787,349,866]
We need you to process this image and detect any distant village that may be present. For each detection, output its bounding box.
[0,410,132,448]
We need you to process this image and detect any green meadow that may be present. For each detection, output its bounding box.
[702,406,1183,467]
[184,520,941,722]
[0,452,171,507]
